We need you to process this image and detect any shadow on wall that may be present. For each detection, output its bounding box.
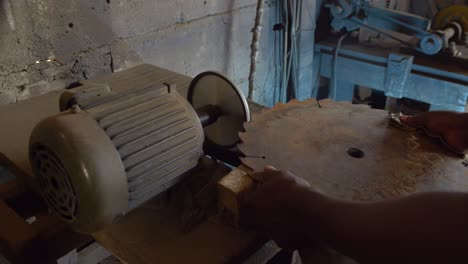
[0,0,141,103]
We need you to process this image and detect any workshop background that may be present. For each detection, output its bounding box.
[0,0,467,263]
[0,0,282,107]
[1,0,464,108]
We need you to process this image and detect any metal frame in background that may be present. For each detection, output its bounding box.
[312,42,468,112]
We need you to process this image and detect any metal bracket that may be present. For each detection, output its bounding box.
[385,53,413,98]
[325,0,444,55]
[164,82,176,93]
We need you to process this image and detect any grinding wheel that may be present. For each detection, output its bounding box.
[188,72,250,148]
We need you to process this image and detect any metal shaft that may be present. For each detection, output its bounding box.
[196,105,223,127]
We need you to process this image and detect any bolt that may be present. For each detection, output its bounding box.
[71,104,81,113]
[336,5,344,14]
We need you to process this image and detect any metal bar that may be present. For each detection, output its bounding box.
[196,105,222,128]
[315,43,468,84]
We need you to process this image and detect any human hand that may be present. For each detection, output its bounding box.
[400,111,468,154]
[242,166,327,250]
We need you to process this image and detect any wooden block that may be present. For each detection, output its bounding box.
[32,213,91,262]
[0,178,91,263]
[0,199,91,263]
[0,179,22,200]
[217,165,254,226]
[0,200,39,263]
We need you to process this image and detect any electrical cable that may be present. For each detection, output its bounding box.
[291,0,300,99]
[296,0,303,97]
[281,0,290,103]
[247,0,265,100]
[331,33,349,101]
[275,0,304,103]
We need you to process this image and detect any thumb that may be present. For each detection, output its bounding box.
[249,166,278,182]
[264,165,278,172]
[400,115,426,128]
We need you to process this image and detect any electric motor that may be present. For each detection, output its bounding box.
[29,64,250,233]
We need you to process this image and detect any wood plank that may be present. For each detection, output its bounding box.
[0,180,22,200]
[0,200,38,263]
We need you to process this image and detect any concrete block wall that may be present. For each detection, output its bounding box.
[1,0,310,107]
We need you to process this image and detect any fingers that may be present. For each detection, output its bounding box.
[400,111,457,129]
[400,111,459,137]
[239,191,257,228]
[249,171,266,182]
[399,115,426,128]
[399,111,466,154]
[243,165,281,225]
[249,166,278,182]
[240,166,277,228]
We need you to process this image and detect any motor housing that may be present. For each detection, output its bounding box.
[30,72,204,233]
[29,64,250,233]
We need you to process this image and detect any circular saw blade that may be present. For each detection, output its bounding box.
[238,99,468,201]
[188,72,250,148]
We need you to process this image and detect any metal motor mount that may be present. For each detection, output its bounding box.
[29,65,250,233]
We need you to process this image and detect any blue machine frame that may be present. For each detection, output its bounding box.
[326,0,445,55]
[312,42,468,112]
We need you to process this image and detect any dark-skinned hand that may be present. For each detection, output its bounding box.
[400,111,468,154]
[242,166,327,250]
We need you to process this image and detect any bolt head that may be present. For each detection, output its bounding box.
[71,105,81,113]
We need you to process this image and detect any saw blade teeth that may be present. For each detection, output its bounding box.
[242,120,256,130]
[237,142,249,156]
[294,98,316,106]
[253,98,318,117]
[239,159,255,170]
[317,98,334,107]
[250,112,263,121]
[272,102,286,109]
[354,103,373,110]
[238,131,248,142]
[240,158,264,171]
[336,101,354,107]
[253,106,269,116]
